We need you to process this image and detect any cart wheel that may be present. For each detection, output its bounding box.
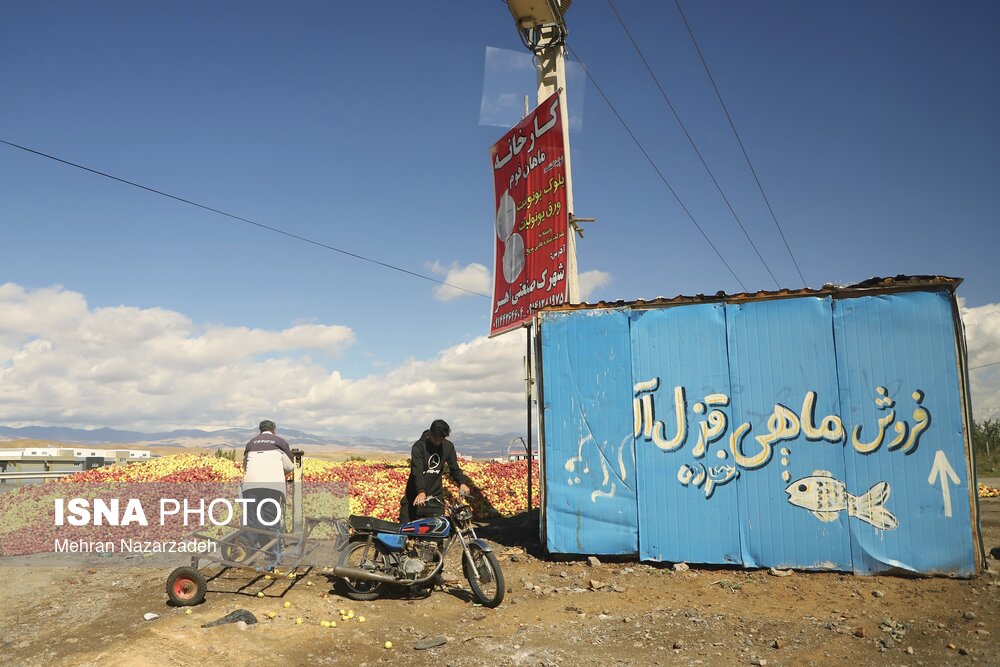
[166,566,207,606]
[221,534,254,564]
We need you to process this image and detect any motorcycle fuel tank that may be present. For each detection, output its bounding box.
[400,516,451,537]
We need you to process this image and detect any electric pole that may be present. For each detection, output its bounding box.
[506,0,580,302]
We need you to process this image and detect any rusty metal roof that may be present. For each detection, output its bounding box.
[539,275,962,313]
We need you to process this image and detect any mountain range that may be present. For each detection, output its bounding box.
[0,425,532,459]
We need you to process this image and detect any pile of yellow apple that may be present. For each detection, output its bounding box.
[0,453,539,555]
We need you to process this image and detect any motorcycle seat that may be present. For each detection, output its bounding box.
[348,515,403,534]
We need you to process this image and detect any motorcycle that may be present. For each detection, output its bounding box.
[331,495,505,608]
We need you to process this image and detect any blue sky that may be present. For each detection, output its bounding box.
[1,1,998,437]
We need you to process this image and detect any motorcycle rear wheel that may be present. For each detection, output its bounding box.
[463,543,504,608]
[338,538,390,601]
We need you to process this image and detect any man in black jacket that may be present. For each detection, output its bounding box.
[399,419,471,523]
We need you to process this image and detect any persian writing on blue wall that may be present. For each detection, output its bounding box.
[631,378,929,500]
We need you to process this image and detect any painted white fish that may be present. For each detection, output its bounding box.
[785,470,898,530]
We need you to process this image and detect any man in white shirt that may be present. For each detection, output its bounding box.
[242,420,294,557]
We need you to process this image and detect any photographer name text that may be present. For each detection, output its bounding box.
[53,538,218,554]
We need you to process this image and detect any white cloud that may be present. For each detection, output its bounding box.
[0,283,525,439]
[428,262,491,301]
[282,333,525,437]
[578,270,612,302]
[961,299,1000,420]
[9,281,990,443]
[0,283,90,336]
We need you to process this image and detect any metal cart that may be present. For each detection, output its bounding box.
[164,449,348,606]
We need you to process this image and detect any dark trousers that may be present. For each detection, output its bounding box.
[242,487,286,548]
[399,496,415,524]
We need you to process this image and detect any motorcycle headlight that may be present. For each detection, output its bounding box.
[455,505,472,522]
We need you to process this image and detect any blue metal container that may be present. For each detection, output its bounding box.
[536,277,982,576]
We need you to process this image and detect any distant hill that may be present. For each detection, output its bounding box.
[0,425,530,459]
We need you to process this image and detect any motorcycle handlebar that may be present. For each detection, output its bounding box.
[418,494,469,508]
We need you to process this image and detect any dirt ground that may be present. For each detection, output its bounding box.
[2,493,998,667]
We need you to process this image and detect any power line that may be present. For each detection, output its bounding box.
[606,0,780,289]
[0,139,490,299]
[971,360,1000,370]
[673,0,808,288]
[564,44,749,292]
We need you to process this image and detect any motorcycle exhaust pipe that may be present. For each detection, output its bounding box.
[330,565,399,584]
[331,560,442,587]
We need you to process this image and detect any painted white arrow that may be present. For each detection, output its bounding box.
[928,449,961,518]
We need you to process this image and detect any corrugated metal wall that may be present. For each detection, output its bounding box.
[539,309,637,554]
[631,303,740,565]
[537,289,979,575]
[833,292,975,574]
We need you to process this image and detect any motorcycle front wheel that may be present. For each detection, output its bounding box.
[338,538,390,601]
[463,543,505,608]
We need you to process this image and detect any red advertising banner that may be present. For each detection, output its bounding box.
[488,92,568,337]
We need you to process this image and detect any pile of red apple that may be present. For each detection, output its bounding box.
[0,454,540,556]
